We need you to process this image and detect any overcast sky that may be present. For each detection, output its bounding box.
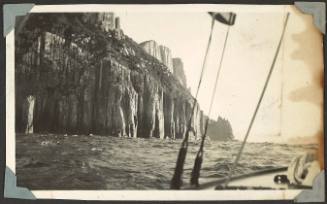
[113,6,322,142]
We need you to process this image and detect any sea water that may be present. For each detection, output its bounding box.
[16,134,317,190]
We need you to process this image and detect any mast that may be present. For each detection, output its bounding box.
[170,12,236,189]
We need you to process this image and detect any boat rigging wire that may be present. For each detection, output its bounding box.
[190,16,233,187]
[223,13,290,187]
[170,15,216,190]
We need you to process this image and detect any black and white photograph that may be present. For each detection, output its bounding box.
[5,3,324,200]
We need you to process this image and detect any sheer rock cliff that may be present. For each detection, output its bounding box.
[172,58,187,87]
[139,41,173,73]
[15,13,204,139]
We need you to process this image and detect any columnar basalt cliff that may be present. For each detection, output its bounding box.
[158,45,173,72]
[139,41,173,73]
[82,12,116,32]
[172,58,187,87]
[139,40,161,62]
[15,13,204,139]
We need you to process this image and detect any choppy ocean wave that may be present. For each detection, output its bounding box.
[16,134,318,190]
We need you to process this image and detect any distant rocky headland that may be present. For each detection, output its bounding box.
[15,13,233,141]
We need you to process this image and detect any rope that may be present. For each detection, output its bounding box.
[190,23,232,187]
[223,13,290,187]
[170,15,216,190]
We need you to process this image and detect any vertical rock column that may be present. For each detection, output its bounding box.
[143,76,156,138]
[142,76,165,138]
[131,72,145,138]
[159,45,173,72]
[193,103,203,140]
[68,94,78,133]
[113,85,126,137]
[174,99,187,139]
[154,88,165,139]
[105,60,127,137]
[172,58,187,87]
[81,69,94,134]
[163,93,175,139]
[139,40,161,61]
[125,85,138,138]
[25,95,35,134]
[58,96,69,133]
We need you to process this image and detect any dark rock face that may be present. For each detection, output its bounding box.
[172,58,187,87]
[206,116,234,141]
[15,13,204,139]
[81,12,119,32]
